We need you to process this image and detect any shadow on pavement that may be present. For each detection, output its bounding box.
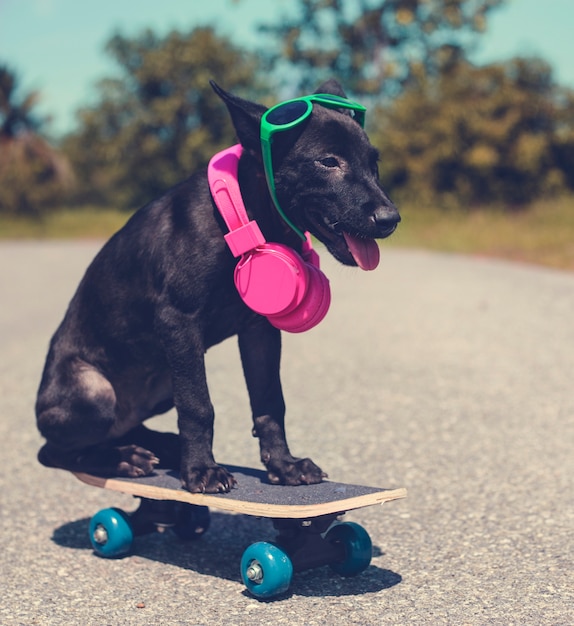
[52,512,402,598]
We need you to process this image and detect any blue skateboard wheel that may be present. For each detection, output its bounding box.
[89,507,133,558]
[240,542,293,599]
[326,522,372,576]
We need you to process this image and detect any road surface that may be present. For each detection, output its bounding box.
[1,241,572,625]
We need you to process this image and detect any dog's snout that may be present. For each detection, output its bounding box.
[372,205,401,233]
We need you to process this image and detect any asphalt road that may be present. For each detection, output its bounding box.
[1,240,572,625]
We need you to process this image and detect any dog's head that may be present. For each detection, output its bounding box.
[211,81,400,270]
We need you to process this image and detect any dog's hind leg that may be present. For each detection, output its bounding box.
[36,358,159,477]
[37,440,160,477]
[116,424,181,470]
[238,321,327,486]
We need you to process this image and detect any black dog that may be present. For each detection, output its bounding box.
[35,80,400,493]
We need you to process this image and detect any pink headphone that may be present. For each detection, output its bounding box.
[208,144,330,333]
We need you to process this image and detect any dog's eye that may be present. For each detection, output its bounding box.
[318,157,340,169]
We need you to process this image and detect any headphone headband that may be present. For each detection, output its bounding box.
[208,144,266,257]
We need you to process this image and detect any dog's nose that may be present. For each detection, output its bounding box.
[373,205,401,232]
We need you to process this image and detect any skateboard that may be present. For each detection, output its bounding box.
[73,466,406,599]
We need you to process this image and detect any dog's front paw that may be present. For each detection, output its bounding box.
[267,457,327,486]
[115,445,160,477]
[181,465,237,494]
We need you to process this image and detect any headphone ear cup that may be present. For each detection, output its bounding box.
[268,263,331,333]
[234,244,309,317]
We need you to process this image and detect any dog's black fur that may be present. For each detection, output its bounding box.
[35,80,400,493]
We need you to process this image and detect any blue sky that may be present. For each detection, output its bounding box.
[1,0,573,136]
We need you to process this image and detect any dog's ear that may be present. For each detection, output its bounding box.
[210,81,266,155]
[314,79,348,98]
[313,79,362,125]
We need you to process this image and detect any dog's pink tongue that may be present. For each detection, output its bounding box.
[343,232,380,271]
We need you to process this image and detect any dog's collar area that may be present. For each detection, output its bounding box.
[208,144,330,333]
[207,144,315,259]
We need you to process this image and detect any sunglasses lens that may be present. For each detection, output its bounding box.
[266,100,309,126]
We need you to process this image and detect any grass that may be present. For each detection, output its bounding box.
[0,207,132,239]
[386,196,574,271]
[1,197,573,271]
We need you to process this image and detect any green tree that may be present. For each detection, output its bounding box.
[259,0,505,98]
[373,57,574,206]
[64,27,264,209]
[0,65,73,216]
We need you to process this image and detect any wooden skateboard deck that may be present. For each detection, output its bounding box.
[73,466,407,518]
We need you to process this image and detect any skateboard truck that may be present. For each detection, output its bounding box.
[273,514,348,572]
[239,514,374,598]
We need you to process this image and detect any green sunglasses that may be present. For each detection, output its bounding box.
[260,94,367,240]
